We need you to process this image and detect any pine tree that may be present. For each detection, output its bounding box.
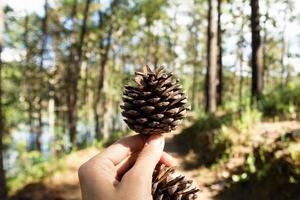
[94,0,117,141]
[36,0,49,151]
[205,0,218,113]
[66,0,91,145]
[0,2,7,199]
[250,0,263,106]
[217,0,223,106]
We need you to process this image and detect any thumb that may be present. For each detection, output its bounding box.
[127,134,164,181]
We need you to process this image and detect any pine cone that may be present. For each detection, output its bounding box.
[152,164,199,200]
[121,65,199,199]
[121,65,189,134]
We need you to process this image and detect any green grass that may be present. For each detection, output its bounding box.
[7,150,65,195]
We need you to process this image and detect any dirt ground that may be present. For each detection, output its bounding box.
[11,120,300,200]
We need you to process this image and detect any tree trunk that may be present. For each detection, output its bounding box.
[39,0,48,68]
[111,100,119,132]
[191,64,197,110]
[238,55,244,108]
[93,8,103,140]
[36,99,42,151]
[250,0,263,106]
[262,0,269,87]
[23,14,36,149]
[238,43,245,108]
[102,97,111,140]
[0,3,7,198]
[94,0,116,140]
[238,11,246,108]
[205,0,218,113]
[82,61,88,104]
[48,98,55,155]
[35,0,49,151]
[0,46,7,200]
[66,0,91,146]
[76,0,91,64]
[280,9,287,87]
[65,0,77,146]
[28,96,34,144]
[94,47,111,140]
[191,22,199,111]
[216,0,223,106]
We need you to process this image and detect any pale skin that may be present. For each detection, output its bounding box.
[78,134,175,200]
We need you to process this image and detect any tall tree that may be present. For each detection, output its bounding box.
[65,0,78,146]
[191,27,199,111]
[250,0,263,106]
[66,0,91,145]
[280,4,287,87]
[216,0,223,106]
[238,4,246,108]
[23,12,36,149]
[0,3,7,199]
[94,0,116,141]
[262,0,269,86]
[36,0,49,151]
[205,0,218,113]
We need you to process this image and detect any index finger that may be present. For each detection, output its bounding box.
[90,134,148,166]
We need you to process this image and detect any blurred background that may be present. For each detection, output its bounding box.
[0,0,300,199]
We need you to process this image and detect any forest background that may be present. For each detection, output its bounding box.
[0,0,300,199]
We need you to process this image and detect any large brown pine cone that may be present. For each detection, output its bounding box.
[120,65,199,199]
[121,65,189,135]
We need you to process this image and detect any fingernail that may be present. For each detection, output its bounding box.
[146,134,164,147]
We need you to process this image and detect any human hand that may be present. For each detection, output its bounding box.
[78,134,174,200]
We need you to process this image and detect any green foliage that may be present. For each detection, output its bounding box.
[2,62,26,129]
[174,113,235,167]
[7,149,63,195]
[234,108,262,131]
[1,0,300,198]
[219,137,300,199]
[260,82,300,118]
[174,108,263,168]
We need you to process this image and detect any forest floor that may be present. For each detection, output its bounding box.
[11,120,300,200]
[165,120,300,199]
